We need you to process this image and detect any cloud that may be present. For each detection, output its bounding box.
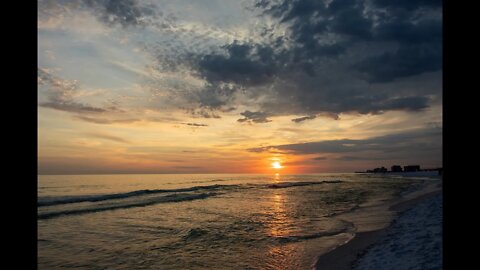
[249,127,442,157]
[372,0,442,11]
[87,132,131,143]
[38,68,112,114]
[353,44,442,83]
[237,111,272,123]
[38,0,442,125]
[73,115,140,124]
[182,123,208,127]
[158,0,442,121]
[196,41,281,87]
[334,155,387,161]
[38,0,160,28]
[38,68,77,95]
[40,102,107,113]
[312,156,328,160]
[186,108,222,119]
[187,83,238,110]
[291,115,316,123]
[381,96,430,111]
[335,156,365,161]
[174,166,202,170]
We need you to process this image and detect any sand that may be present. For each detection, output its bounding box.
[315,183,442,270]
[353,192,442,269]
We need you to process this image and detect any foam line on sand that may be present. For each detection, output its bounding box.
[314,185,442,270]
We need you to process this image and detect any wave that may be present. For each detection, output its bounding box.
[266,180,343,189]
[38,180,343,207]
[38,184,236,207]
[273,220,355,243]
[189,179,228,184]
[183,228,209,241]
[38,192,218,220]
[274,229,352,243]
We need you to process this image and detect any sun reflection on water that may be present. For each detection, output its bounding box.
[269,193,286,237]
[263,188,305,269]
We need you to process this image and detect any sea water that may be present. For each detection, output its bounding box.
[38,173,436,269]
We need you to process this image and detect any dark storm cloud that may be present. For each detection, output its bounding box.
[381,96,430,111]
[353,45,441,83]
[237,111,272,123]
[372,0,442,11]
[38,0,160,28]
[356,1,441,82]
[255,0,371,61]
[85,0,158,27]
[249,127,442,155]
[196,42,281,87]
[177,0,442,121]
[374,19,442,44]
[258,0,442,79]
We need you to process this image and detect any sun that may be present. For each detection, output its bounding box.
[272,161,283,169]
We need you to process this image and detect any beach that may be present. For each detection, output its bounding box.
[315,179,442,270]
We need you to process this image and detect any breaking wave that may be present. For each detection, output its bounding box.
[38,180,345,220]
[266,180,343,189]
[38,192,218,220]
[38,184,236,207]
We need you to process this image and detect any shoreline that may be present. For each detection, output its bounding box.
[314,182,442,270]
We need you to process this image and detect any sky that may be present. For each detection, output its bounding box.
[38,0,442,174]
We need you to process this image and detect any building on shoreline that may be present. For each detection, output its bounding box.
[391,165,403,172]
[357,164,442,175]
[404,165,421,172]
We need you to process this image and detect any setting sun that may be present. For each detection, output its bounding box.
[272,161,283,169]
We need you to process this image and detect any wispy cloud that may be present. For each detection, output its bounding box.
[73,115,140,124]
[86,132,131,144]
[291,115,316,123]
[38,68,115,114]
[40,102,107,113]
[182,122,208,127]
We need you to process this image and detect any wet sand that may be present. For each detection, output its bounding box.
[315,185,442,270]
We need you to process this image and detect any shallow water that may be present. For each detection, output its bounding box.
[38,173,432,269]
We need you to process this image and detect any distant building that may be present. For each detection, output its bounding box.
[373,167,387,173]
[404,165,421,172]
[391,165,403,172]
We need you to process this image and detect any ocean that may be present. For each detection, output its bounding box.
[38,173,438,269]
